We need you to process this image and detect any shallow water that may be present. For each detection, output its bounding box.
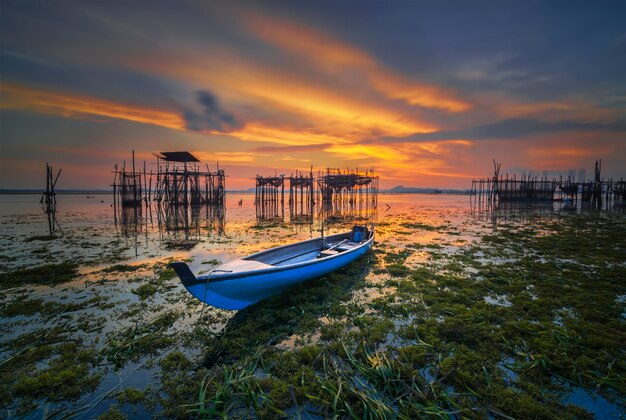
[0,193,623,418]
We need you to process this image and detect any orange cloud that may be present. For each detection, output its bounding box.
[0,82,420,151]
[135,50,436,140]
[325,140,473,176]
[0,83,185,130]
[245,13,471,112]
[192,150,263,163]
[233,123,351,146]
[127,13,456,145]
[132,55,438,145]
[555,148,597,157]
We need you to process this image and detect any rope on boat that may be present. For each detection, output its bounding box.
[192,268,215,334]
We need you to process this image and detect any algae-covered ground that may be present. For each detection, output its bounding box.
[0,194,624,419]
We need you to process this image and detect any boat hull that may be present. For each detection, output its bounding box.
[174,234,373,310]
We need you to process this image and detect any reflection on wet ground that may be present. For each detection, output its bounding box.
[0,193,624,418]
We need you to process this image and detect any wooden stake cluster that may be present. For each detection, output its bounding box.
[112,150,226,208]
[40,162,61,210]
[254,167,378,223]
[255,173,285,222]
[470,159,624,210]
[317,167,378,220]
[288,168,315,224]
[112,150,143,207]
[40,162,62,235]
[471,160,557,206]
[611,179,626,202]
[120,205,143,235]
[154,151,225,206]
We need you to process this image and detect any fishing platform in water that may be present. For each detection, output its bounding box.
[471,159,625,209]
[254,167,378,223]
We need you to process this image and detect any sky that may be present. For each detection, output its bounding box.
[1,0,625,190]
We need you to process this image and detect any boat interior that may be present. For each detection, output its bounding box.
[212,226,372,274]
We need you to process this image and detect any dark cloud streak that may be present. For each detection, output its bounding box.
[182,90,244,133]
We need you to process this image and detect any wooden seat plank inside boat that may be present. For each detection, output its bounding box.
[318,249,339,258]
[216,259,274,273]
[335,241,361,251]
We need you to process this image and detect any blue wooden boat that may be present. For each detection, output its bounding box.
[170,226,374,310]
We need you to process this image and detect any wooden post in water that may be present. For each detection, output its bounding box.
[41,163,61,208]
[143,161,148,204]
[132,150,137,204]
[592,159,602,209]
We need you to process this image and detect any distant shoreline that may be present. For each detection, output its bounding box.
[0,189,470,195]
[0,190,113,195]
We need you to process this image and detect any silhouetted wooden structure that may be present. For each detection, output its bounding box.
[40,163,62,235]
[471,161,557,204]
[471,159,623,209]
[113,150,226,207]
[40,162,61,209]
[288,169,315,223]
[612,179,626,201]
[154,151,225,206]
[318,168,378,219]
[112,150,143,207]
[558,177,578,199]
[255,167,378,223]
[255,174,285,222]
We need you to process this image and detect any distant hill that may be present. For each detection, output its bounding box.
[383,185,470,194]
[227,187,257,194]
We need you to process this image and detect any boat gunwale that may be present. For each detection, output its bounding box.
[194,232,374,283]
[241,232,346,261]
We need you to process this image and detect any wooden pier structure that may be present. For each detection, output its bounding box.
[154,151,225,206]
[112,151,226,207]
[471,160,624,209]
[289,169,315,224]
[318,168,378,220]
[254,167,378,223]
[255,174,285,223]
[112,151,144,207]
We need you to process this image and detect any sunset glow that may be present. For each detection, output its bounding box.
[1,1,625,189]
[0,83,185,130]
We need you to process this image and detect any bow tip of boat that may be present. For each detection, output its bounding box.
[169,261,197,285]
